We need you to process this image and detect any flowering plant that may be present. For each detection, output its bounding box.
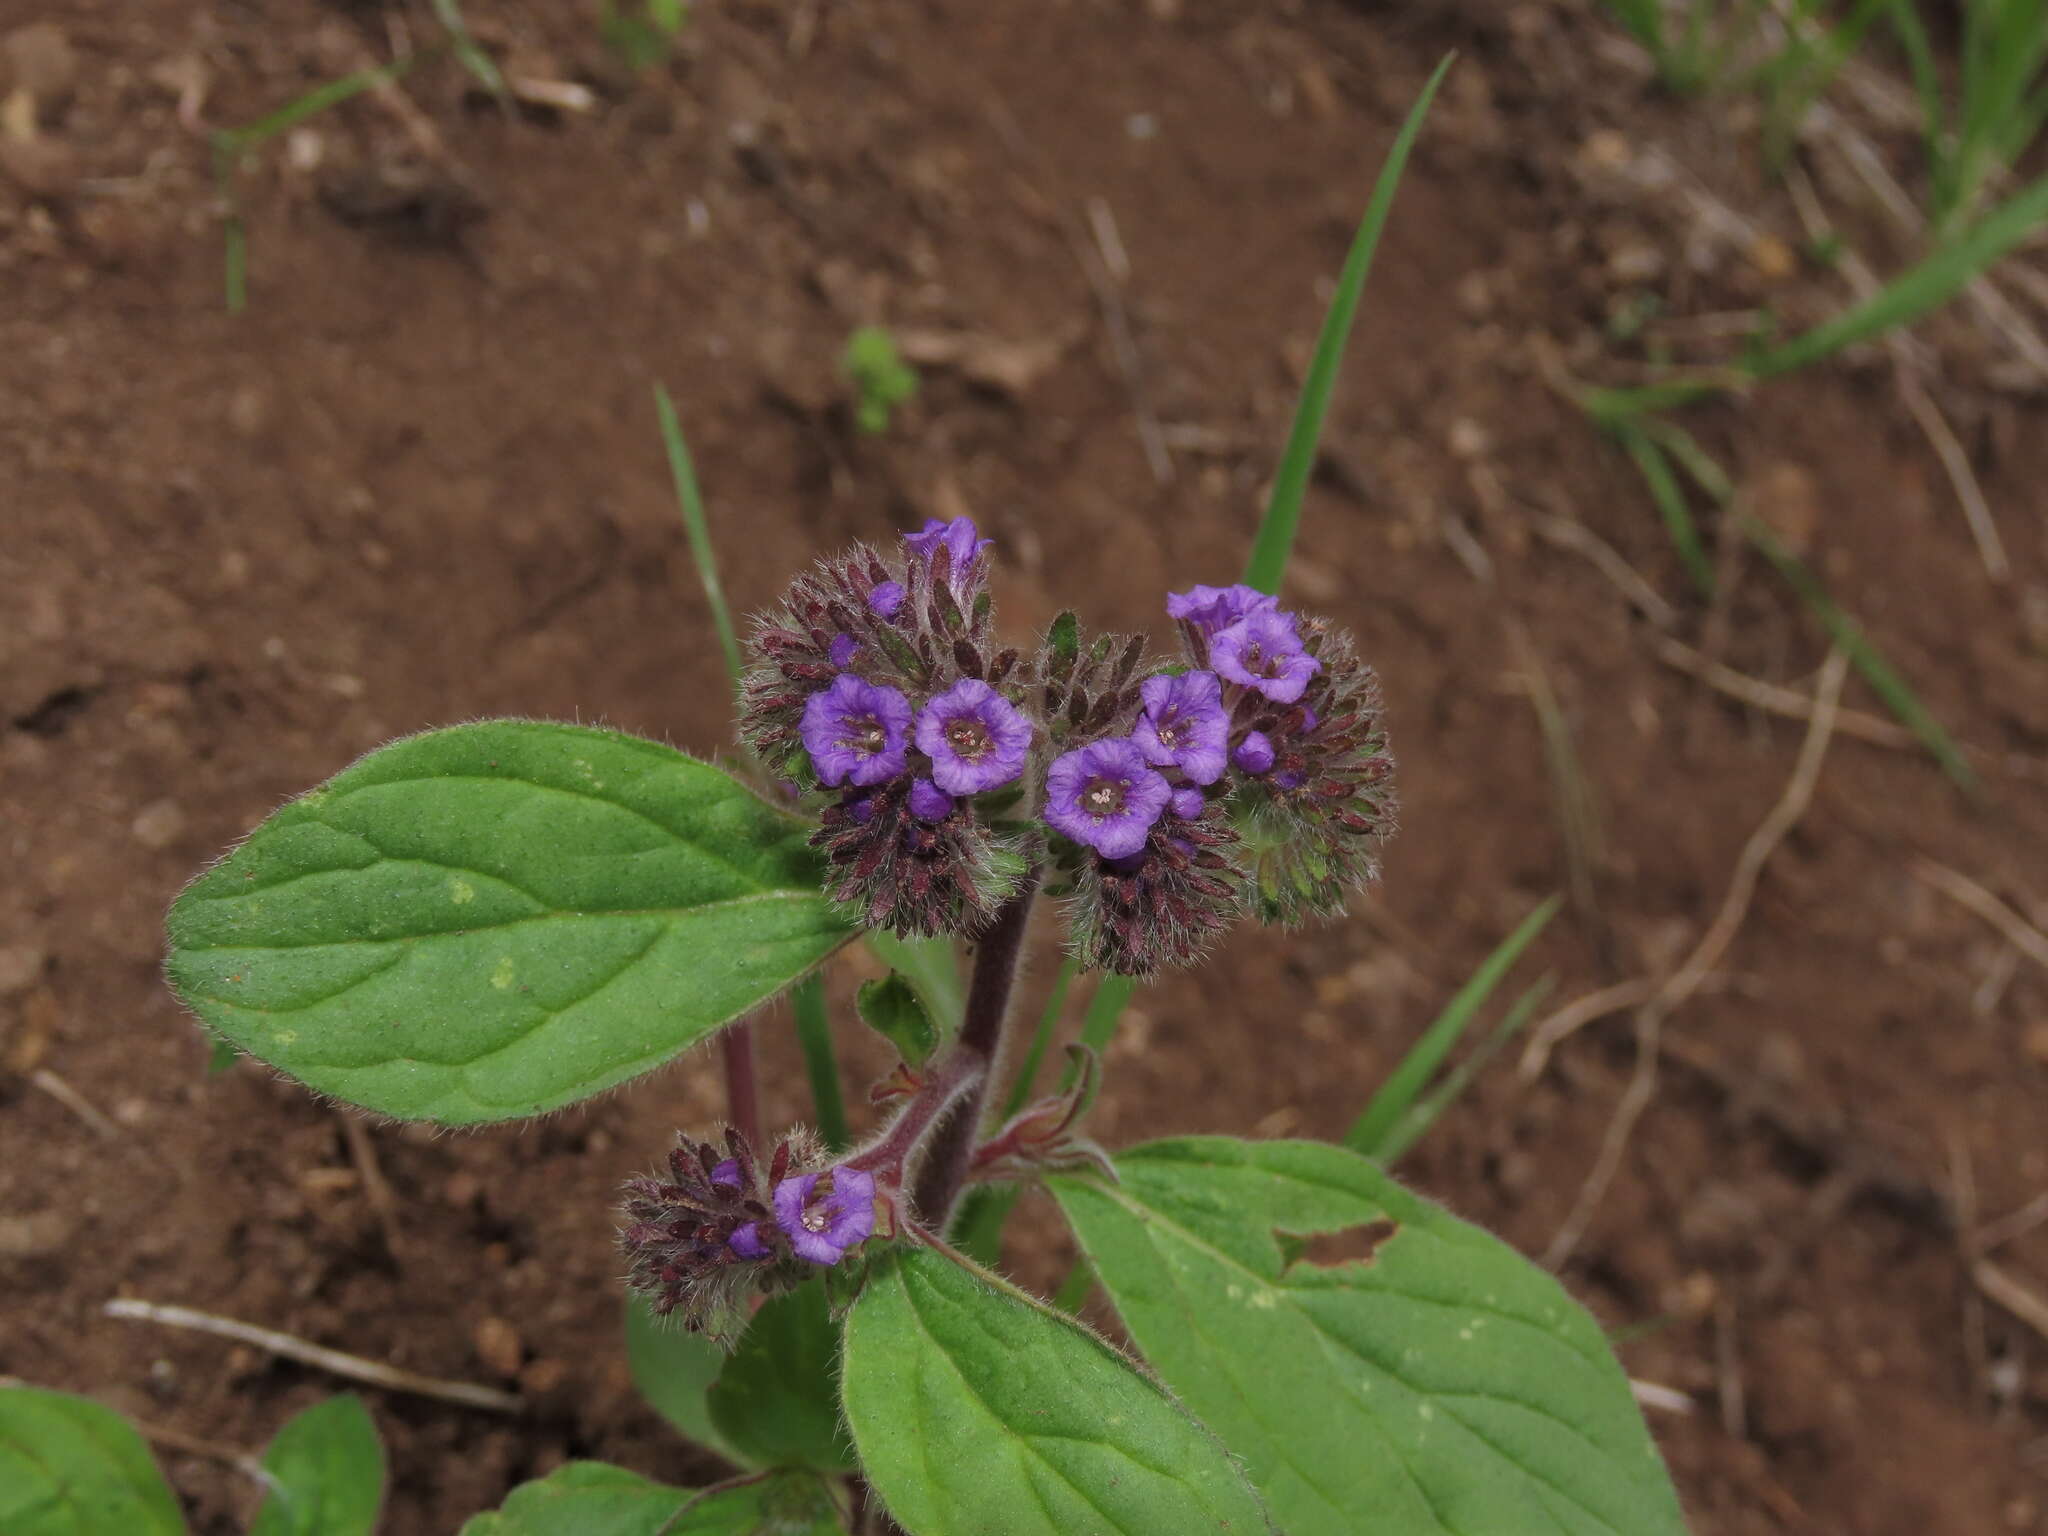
[3,64,1689,1536]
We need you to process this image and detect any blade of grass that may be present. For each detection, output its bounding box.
[1373,973,1555,1166]
[428,0,510,103]
[1617,420,1716,598]
[221,61,411,152]
[1062,972,1137,1093]
[1243,52,1452,595]
[654,384,745,685]
[1636,416,1979,792]
[1345,894,1562,1156]
[1005,957,1078,1118]
[1740,513,1979,790]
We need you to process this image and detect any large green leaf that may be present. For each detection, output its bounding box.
[166,722,852,1123]
[623,1295,745,1464]
[456,1462,843,1535]
[709,1282,855,1474]
[0,1386,185,1535]
[840,1245,1271,1536]
[249,1394,386,1536]
[1051,1138,1688,1536]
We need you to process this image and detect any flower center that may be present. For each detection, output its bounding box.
[945,715,991,760]
[841,713,886,754]
[802,1207,828,1233]
[1155,711,1182,748]
[1083,776,1127,817]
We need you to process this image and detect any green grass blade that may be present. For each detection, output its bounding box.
[1243,52,1452,596]
[1345,894,1561,1156]
[1753,167,2048,377]
[1739,513,1979,790]
[224,62,409,150]
[429,0,510,101]
[1373,974,1554,1166]
[654,384,746,687]
[1005,957,1078,1118]
[1066,973,1137,1091]
[1616,421,1715,599]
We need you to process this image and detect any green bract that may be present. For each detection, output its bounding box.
[839,1245,1272,1536]
[0,1387,184,1536]
[708,1282,856,1474]
[1051,1138,1689,1536]
[166,721,852,1123]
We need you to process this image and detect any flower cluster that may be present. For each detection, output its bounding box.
[741,521,1394,970]
[739,518,1033,937]
[1034,582,1392,970]
[619,1128,876,1342]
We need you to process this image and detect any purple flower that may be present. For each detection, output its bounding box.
[1212,610,1321,703]
[1233,730,1275,775]
[728,1222,768,1260]
[1043,737,1172,859]
[1171,787,1206,820]
[709,1158,743,1190]
[914,678,1033,794]
[905,516,991,577]
[772,1167,877,1265]
[869,581,906,618]
[1166,583,1277,634]
[1132,670,1228,785]
[909,778,954,821]
[828,632,860,669]
[801,673,912,787]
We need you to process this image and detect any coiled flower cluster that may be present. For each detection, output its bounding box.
[738,518,1395,974]
[619,1127,877,1343]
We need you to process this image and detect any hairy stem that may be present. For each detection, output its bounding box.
[909,871,1040,1231]
[720,1021,761,1152]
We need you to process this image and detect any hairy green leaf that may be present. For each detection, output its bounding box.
[165,721,852,1124]
[623,1296,746,1464]
[855,974,937,1067]
[250,1394,385,1536]
[0,1386,185,1536]
[840,1245,1270,1535]
[709,1283,856,1474]
[456,1461,842,1535]
[1052,1139,1687,1536]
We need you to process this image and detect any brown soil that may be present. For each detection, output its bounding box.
[3,1,2046,1532]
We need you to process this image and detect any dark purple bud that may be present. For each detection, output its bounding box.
[909,778,955,821]
[1233,730,1276,775]
[1171,787,1205,820]
[869,581,907,618]
[829,633,861,669]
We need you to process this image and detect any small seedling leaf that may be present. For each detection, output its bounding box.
[1052,1138,1687,1536]
[840,1244,1271,1535]
[249,1394,386,1536]
[0,1386,185,1536]
[854,973,938,1067]
[165,721,852,1124]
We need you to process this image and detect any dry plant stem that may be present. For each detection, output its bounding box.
[28,1069,119,1139]
[1910,860,2048,973]
[910,872,1041,1231]
[132,1417,274,1491]
[1975,1260,2048,1346]
[722,1021,763,1154]
[1545,648,1850,1269]
[104,1298,522,1413]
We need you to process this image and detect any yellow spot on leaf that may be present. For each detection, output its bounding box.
[450,878,476,904]
[491,957,516,990]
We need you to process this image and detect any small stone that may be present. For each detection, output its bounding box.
[131,799,186,850]
[1447,418,1490,461]
[2022,1021,2048,1065]
[2,24,77,110]
[443,1172,482,1207]
[1749,232,1797,282]
[519,1357,567,1395]
[0,943,44,997]
[474,1316,523,1377]
[0,1208,77,1257]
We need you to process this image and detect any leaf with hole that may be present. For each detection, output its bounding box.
[249,1394,386,1536]
[840,1244,1271,1535]
[0,1386,185,1536]
[1051,1138,1687,1536]
[165,721,852,1124]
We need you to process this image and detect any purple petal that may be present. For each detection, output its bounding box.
[728,1222,768,1260]
[909,777,955,821]
[869,581,906,618]
[1171,788,1206,820]
[1233,730,1276,775]
[709,1158,743,1190]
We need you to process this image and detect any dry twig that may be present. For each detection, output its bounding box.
[1910,860,2048,973]
[1545,648,1851,1268]
[29,1069,120,1139]
[104,1299,521,1413]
